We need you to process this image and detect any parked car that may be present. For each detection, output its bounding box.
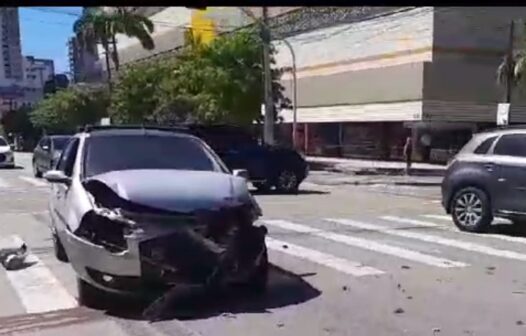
[0,136,14,168]
[33,135,72,177]
[442,126,526,233]
[44,125,268,308]
[189,125,309,193]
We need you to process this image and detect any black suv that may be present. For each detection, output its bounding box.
[442,127,526,232]
[189,125,309,193]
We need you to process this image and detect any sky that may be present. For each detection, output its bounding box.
[19,7,83,74]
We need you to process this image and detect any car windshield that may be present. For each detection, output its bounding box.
[52,136,71,151]
[0,138,7,146]
[84,134,220,177]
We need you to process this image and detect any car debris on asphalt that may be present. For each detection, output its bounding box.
[0,235,28,271]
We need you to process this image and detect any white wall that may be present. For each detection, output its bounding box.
[273,7,434,80]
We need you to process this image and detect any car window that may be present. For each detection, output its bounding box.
[493,134,526,157]
[0,138,7,146]
[474,136,497,155]
[51,137,71,151]
[57,138,79,176]
[84,134,222,177]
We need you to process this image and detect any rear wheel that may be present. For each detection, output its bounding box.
[77,278,106,309]
[450,187,493,233]
[275,170,299,194]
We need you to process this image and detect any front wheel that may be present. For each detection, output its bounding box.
[77,278,106,309]
[450,187,493,233]
[33,161,42,178]
[275,170,299,194]
[246,249,268,294]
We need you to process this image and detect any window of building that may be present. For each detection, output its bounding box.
[493,134,526,157]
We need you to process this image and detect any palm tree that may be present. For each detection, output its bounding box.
[73,7,155,85]
[497,51,526,101]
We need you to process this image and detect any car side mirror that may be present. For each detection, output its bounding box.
[43,170,71,185]
[232,169,249,180]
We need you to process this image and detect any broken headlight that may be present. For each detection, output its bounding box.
[74,209,135,253]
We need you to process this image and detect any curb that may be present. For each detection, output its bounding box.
[307,180,442,187]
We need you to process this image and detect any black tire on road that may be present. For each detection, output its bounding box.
[275,170,299,194]
[33,161,42,178]
[52,232,68,263]
[253,182,271,193]
[77,278,106,309]
[246,249,269,294]
[450,187,493,233]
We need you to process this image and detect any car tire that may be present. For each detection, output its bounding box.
[275,170,299,194]
[33,161,42,178]
[450,187,493,233]
[246,249,269,294]
[52,232,68,263]
[253,182,271,192]
[77,278,106,309]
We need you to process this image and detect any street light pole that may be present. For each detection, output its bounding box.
[261,7,274,145]
[280,39,297,149]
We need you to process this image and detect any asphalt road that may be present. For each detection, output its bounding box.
[0,153,525,335]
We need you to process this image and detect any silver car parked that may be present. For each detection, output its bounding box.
[45,126,268,308]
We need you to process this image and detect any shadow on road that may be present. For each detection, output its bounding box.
[0,165,24,170]
[102,264,321,322]
[251,189,329,196]
[487,223,526,238]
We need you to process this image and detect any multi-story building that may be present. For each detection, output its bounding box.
[271,7,526,162]
[101,7,299,72]
[0,7,23,81]
[21,56,54,107]
[68,36,102,83]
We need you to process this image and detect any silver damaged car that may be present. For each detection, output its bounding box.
[44,126,268,310]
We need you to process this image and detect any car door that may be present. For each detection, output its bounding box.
[490,133,526,214]
[51,138,79,235]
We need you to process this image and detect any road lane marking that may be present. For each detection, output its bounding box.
[350,217,526,260]
[18,176,48,188]
[266,237,384,277]
[4,238,78,314]
[0,178,10,188]
[263,220,467,268]
[388,215,526,245]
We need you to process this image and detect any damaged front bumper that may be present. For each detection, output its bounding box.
[61,206,268,296]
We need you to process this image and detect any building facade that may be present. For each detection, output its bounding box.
[68,36,102,83]
[0,7,23,81]
[272,7,526,162]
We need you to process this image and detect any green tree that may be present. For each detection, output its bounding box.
[30,85,109,133]
[73,7,155,84]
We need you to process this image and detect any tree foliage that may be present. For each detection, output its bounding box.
[110,28,290,126]
[30,86,110,133]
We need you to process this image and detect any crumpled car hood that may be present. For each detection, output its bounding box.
[85,169,250,213]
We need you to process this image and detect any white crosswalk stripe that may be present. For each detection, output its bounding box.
[3,238,78,314]
[388,215,526,245]
[0,177,10,188]
[263,219,468,268]
[377,216,526,259]
[266,237,384,277]
[18,176,48,188]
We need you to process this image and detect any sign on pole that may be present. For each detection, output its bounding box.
[497,103,510,126]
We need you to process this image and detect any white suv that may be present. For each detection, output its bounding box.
[0,136,14,168]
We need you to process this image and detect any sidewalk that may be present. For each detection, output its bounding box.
[305,156,446,187]
[307,156,447,176]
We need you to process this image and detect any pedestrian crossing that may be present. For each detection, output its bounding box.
[260,214,526,277]
[0,176,49,191]
[2,212,526,321]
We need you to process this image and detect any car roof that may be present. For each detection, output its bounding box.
[82,127,196,139]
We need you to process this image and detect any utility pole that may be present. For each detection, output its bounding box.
[261,7,274,145]
[505,20,515,104]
